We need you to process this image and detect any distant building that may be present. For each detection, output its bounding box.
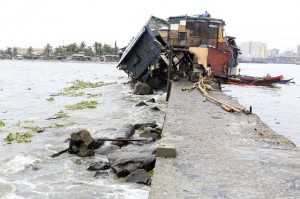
[239,41,267,59]
[17,48,44,55]
[297,45,300,55]
[100,55,120,62]
[268,48,280,58]
[282,51,294,57]
[71,52,91,61]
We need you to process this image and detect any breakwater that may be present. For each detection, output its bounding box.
[149,80,300,198]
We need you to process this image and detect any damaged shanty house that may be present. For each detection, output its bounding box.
[117,14,240,89]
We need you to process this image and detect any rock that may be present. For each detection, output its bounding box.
[139,131,161,141]
[95,145,120,155]
[115,123,135,139]
[134,82,153,95]
[146,98,156,103]
[111,137,129,147]
[134,122,158,130]
[71,130,94,147]
[136,101,148,107]
[94,139,105,149]
[87,161,110,171]
[144,127,162,135]
[107,144,157,177]
[151,106,161,111]
[126,169,151,185]
[111,123,136,147]
[68,130,100,157]
[146,77,161,89]
[94,171,109,178]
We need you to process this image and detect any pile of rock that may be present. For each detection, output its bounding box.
[53,122,162,185]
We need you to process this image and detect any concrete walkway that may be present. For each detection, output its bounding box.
[149,80,300,199]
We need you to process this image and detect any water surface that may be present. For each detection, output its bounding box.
[224,63,300,147]
[0,60,166,199]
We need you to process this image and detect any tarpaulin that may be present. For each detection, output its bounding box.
[188,47,208,69]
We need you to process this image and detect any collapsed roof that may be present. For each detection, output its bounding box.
[117,14,240,84]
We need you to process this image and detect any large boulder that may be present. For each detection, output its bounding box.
[107,144,157,177]
[134,82,153,95]
[126,169,151,185]
[68,129,104,157]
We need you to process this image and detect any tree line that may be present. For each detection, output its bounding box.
[0,41,119,59]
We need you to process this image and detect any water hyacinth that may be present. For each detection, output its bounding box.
[4,131,33,143]
[0,121,5,127]
[65,100,98,110]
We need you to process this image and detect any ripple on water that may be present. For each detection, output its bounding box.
[0,178,24,199]
[1,154,41,174]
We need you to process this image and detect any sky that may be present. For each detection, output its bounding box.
[0,0,299,52]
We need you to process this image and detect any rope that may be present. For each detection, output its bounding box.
[182,74,246,113]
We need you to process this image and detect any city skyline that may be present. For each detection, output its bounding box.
[0,0,299,52]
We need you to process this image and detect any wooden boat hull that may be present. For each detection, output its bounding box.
[227,75,283,86]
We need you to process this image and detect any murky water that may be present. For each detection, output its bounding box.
[0,60,167,199]
[223,63,300,147]
[1,60,299,198]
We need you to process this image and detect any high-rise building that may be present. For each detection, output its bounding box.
[268,48,280,57]
[239,41,267,59]
[297,45,300,55]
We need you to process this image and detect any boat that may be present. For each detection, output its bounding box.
[277,78,294,84]
[226,75,283,86]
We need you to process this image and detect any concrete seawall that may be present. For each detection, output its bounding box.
[149,80,300,198]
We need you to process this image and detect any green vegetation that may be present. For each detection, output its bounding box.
[136,126,145,132]
[65,100,98,110]
[2,40,119,60]
[116,177,126,183]
[147,169,154,177]
[87,93,101,98]
[55,41,118,57]
[0,121,5,127]
[24,120,35,123]
[49,123,64,128]
[54,110,69,119]
[58,91,85,97]
[58,80,112,97]
[46,97,55,101]
[155,127,162,134]
[4,131,33,143]
[65,80,106,91]
[156,99,166,105]
[23,125,44,132]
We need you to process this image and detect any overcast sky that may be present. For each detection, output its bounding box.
[0,0,299,52]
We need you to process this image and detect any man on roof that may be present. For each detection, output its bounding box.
[203,11,211,17]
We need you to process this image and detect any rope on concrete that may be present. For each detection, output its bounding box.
[182,75,246,113]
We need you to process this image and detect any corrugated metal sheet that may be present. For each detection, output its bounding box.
[117,26,163,80]
[208,43,232,77]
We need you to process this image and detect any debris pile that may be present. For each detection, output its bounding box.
[117,14,240,91]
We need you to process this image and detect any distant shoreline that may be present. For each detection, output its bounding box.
[0,59,118,65]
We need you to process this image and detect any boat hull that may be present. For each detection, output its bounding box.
[227,75,283,86]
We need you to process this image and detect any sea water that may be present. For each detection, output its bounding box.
[223,63,300,147]
[0,60,167,199]
[0,60,299,198]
